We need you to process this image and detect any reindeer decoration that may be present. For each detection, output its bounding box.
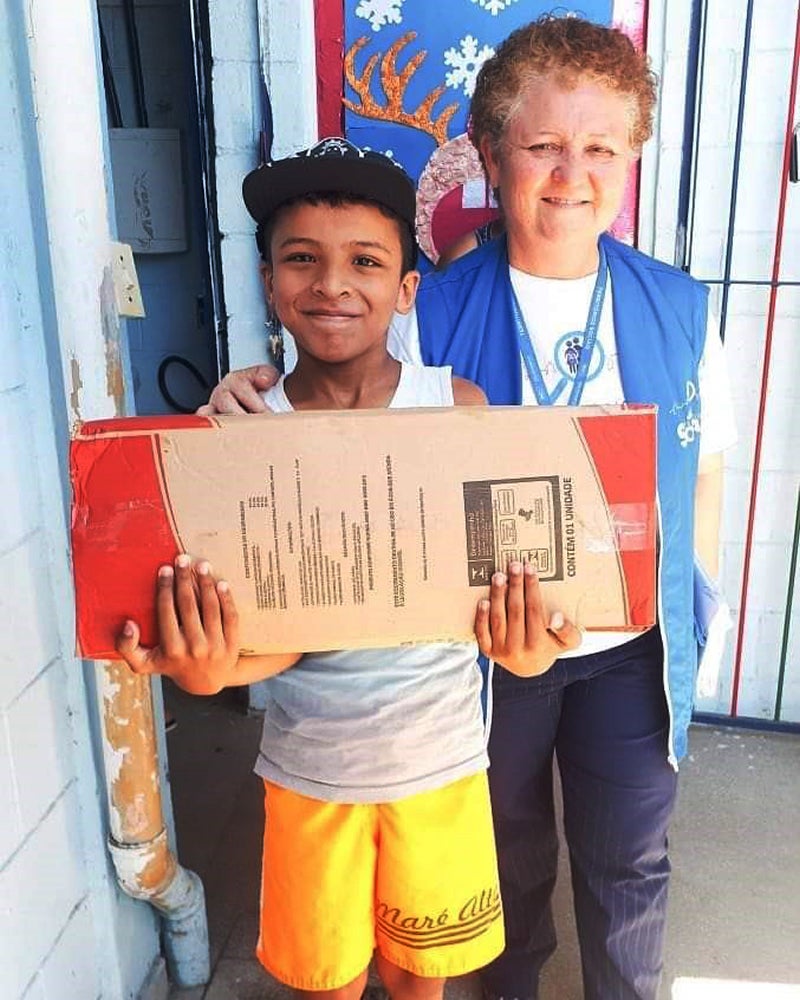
[344,31,494,264]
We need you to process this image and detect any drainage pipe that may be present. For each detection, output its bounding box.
[25,0,209,987]
[98,663,209,987]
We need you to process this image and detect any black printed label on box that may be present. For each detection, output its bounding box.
[462,477,564,586]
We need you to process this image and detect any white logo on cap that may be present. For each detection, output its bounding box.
[307,137,359,158]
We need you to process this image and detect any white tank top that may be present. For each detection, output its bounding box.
[261,361,455,412]
[255,363,488,803]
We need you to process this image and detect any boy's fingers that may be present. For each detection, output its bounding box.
[252,366,279,390]
[523,563,547,644]
[488,571,508,649]
[504,562,525,639]
[205,367,274,415]
[200,388,247,416]
[196,561,222,639]
[115,619,152,674]
[548,613,582,652]
[173,555,204,642]
[217,580,241,655]
[155,564,182,648]
[474,598,492,656]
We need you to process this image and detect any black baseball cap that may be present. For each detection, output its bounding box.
[242,137,417,231]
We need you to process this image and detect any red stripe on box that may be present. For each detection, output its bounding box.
[75,414,214,437]
[575,411,657,627]
[70,432,181,659]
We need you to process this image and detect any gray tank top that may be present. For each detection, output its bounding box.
[255,364,489,802]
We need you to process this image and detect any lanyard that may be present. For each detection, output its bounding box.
[511,242,608,406]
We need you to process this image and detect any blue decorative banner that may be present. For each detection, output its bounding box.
[342,1,624,264]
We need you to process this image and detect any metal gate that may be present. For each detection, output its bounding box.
[673,0,800,730]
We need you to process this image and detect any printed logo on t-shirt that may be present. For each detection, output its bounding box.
[548,331,607,402]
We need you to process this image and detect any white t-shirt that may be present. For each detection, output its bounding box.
[384,268,737,658]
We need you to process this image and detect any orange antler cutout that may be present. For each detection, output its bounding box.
[344,31,459,148]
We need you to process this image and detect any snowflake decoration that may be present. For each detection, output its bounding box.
[471,0,520,14]
[355,0,405,32]
[444,35,495,97]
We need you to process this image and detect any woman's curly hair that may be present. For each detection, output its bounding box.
[470,15,658,156]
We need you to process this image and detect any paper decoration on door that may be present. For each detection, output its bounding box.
[330,0,646,265]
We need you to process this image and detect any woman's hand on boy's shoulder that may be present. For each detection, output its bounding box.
[197,364,279,415]
[474,561,581,676]
[452,376,487,406]
[116,555,240,695]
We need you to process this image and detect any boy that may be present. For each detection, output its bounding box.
[116,138,504,1000]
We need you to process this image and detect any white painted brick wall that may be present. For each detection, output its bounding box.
[209,0,317,370]
[649,0,800,720]
[36,899,103,1000]
[0,789,95,998]
[2,3,160,995]
[0,392,44,557]
[0,383,109,1000]
[0,529,62,708]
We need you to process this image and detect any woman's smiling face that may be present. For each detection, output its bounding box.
[482,73,637,271]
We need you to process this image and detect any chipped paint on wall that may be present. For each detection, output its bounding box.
[100,265,128,412]
[99,661,164,843]
[69,355,84,421]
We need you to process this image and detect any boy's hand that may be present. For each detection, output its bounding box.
[116,555,240,695]
[196,365,277,415]
[474,561,581,676]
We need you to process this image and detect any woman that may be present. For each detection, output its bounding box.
[205,16,735,1000]
[436,216,504,270]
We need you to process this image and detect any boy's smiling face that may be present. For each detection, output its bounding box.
[264,201,419,367]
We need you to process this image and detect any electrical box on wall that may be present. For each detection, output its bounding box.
[109,128,187,254]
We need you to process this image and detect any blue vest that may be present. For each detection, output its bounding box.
[416,234,708,764]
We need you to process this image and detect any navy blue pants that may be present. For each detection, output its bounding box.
[480,628,678,1000]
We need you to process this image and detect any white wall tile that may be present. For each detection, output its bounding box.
[220,234,271,369]
[742,542,796,613]
[0,389,42,553]
[777,220,800,283]
[0,532,61,708]
[0,716,23,865]
[216,150,260,236]
[742,48,798,142]
[39,899,101,1000]
[706,0,755,50]
[208,0,258,62]
[211,61,261,153]
[751,1,800,50]
[0,789,89,999]
[776,612,800,721]
[736,610,787,718]
[695,49,740,146]
[0,259,26,395]
[752,471,800,546]
[6,662,75,835]
[729,141,785,236]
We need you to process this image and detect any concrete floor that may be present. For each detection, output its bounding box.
[162,683,800,1000]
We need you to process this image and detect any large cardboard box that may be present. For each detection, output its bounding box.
[70,405,657,658]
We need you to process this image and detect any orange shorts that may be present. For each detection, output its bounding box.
[256,772,504,990]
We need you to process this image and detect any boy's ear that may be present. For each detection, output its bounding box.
[260,263,274,306]
[395,269,421,315]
